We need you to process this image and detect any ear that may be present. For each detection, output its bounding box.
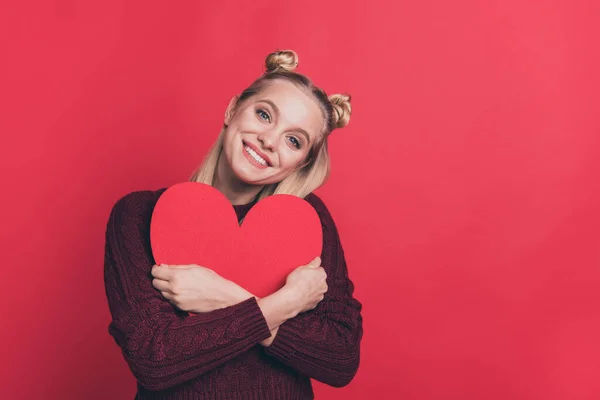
[224,95,240,126]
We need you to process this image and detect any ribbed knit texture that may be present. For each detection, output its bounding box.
[103,188,363,399]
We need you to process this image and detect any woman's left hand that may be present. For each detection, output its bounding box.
[151,264,254,313]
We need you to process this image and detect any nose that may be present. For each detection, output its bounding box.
[257,131,278,151]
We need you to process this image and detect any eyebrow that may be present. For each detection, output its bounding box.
[257,99,311,145]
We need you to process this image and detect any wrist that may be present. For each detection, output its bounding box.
[226,283,254,306]
[277,285,301,318]
[257,286,299,332]
[260,326,280,347]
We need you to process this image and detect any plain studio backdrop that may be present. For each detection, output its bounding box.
[1,1,599,399]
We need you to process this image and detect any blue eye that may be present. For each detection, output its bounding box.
[288,136,302,149]
[256,109,271,122]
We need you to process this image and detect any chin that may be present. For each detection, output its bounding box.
[231,164,272,186]
[239,169,288,187]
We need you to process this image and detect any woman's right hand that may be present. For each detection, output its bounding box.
[256,257,327,346]
[283,256,328,315]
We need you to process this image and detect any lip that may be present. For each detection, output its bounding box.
[242,140,273,167]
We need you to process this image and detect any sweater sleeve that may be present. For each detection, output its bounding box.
[103,190,272,391]
[263,194,364,388]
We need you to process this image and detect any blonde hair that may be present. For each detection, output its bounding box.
[190,50,351,201]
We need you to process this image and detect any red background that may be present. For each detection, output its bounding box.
[1,1,599,399]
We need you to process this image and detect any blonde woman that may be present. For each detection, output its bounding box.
[104,50,363,399]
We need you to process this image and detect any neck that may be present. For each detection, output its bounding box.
[214,155,264,205]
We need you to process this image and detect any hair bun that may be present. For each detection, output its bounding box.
[265,50,299,73]
[329,93,352,128]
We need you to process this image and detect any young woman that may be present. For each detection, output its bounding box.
[104,50,363,399]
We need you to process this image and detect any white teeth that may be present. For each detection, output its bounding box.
[245,145,267,166]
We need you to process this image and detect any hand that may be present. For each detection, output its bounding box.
[283,257,328,315]
[151,264,253,313]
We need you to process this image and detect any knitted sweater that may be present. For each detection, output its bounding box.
[103,188,363,399]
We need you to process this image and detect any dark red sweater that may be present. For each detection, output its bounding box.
[103,188,363,399]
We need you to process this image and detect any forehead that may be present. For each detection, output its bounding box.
[253,80,325,136]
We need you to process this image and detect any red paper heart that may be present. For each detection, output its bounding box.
[150,182,323,299]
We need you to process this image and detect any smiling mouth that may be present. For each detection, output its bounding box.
[243,144,270,167]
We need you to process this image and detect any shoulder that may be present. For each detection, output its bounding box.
[303,193,346,251]
[303,192,338,230]
[108,188,168,227]
[303,192,325,210]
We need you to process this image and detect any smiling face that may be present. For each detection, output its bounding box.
[220,79,325,186]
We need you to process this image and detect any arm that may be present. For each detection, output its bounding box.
[103,191,271,391]
[260,194,364,388]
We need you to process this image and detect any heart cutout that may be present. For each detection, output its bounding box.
[150,182,323,299]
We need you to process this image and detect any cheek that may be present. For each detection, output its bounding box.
[223,137,242,170]
[278,150,308,171]
[224,127,242,150]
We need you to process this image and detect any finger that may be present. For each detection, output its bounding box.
[152,278,170,292]
[151,264,174,280]
[307,257,321,268]
[166,264,196,269]
[160,291,174,301]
